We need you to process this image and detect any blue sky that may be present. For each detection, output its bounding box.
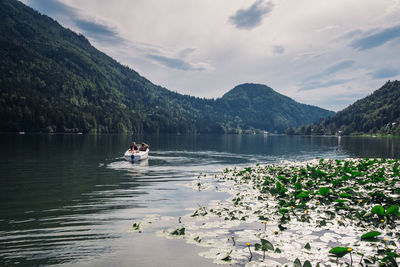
[22,0,400,111]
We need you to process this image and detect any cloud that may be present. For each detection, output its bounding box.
[75,19,123,44]
[369,67,400,79]
[298,60,355,91]
[303,60,355,82]
[146,54,205,71]
[341,29,363,40]
[351,24,400,50]
[316,91,368,111]
[26,0,124,45]
[272,45,284,54]
[315,25,339,33]
[27,0,204,72]
[229,0,274,30]
[324,60,354,74]
[26,0,76,17]
[178,48,196,58]
[299,79,352,91]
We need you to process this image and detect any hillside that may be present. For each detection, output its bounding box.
[291,81,400,136]
[0,0,333,134]
[218,84,334,133]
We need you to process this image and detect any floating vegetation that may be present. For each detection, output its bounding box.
[294,258,312,267]
[132,158,400,266]
[254,239,274,261]
[132,222,140,231]
[329,246,351,257]
[221,250,232,262]
[127,215,161,233]
[361,231,381,240]
[170,227,185,236]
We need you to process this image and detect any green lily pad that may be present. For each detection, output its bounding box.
[296,192,309,199]
[381,252,399,264]
[385,205,399,215]
[221,250,232,262]
[371,205,385,215]
[329,247,351,257]
[294,182,302,190]
[294,258,302,267]
[339,193,352,198]
[319,187,330,196]
[279,208,289,214]
[261,238,274,251]
[361,231,381,240]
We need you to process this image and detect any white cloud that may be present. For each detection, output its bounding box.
[23,0,400,111]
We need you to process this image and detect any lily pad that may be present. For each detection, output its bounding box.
[294,258,302,267]
[385,205,399,215]
[339,193,352,198]
[170,227,185,236]
[329,247,351,257]
[261,239,274,251]
[361,231,381,240]
[296,192,309,199]
[319,187,330,196]
[279,208,289,214]
[371,205,385,216]
[255,238,274,252]
[221,250,232,262]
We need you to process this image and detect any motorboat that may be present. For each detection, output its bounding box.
[124,148,149,162]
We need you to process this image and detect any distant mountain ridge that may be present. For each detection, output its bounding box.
[291,81,400,136]
[0,0,333,134]
[219,84,333,133]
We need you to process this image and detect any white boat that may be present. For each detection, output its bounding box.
[124,149,149,162]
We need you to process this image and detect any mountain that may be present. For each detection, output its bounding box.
[0,0,333,134]
[291,81,400,136]
[218,84,334,133]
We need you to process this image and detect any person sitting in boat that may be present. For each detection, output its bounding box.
[139,142,149,151]
[130,141,138,152]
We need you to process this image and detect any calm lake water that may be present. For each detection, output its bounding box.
[1,134,399,266]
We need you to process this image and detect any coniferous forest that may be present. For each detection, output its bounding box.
[0,0,333,134]
[287,81,400,136]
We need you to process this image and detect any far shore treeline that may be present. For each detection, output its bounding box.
[1,0,399,136]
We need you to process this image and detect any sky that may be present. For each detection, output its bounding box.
[22,0,400,111]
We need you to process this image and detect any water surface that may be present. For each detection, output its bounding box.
[0,134,399,266]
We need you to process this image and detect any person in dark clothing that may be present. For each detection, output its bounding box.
[130,141,138,152]
[139,142,149,151]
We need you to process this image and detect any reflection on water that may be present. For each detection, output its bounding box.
[0,134,399,266]
[338,135,400,158]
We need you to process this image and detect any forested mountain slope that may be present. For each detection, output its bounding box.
[291,81,400,135]
[219,84,334,133]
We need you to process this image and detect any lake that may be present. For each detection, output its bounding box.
[1,134,399,266]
